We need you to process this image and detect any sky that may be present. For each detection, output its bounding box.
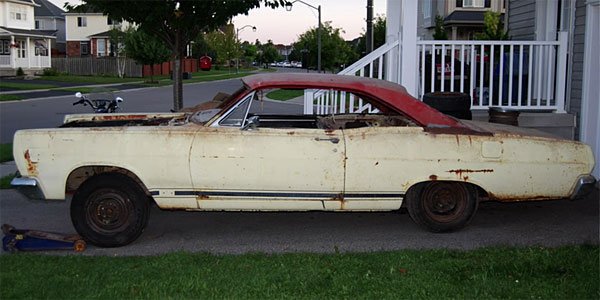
[48,0,387,45]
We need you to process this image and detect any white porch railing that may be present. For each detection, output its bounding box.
[1,55,51,69]
[417,32,568,112]
[0,56,10,66]
[305,32,568,114]
[303,40,399,115]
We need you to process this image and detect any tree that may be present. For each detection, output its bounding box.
[475,11,509,40]
[205,24,239,71]
[353,15,386,57]
[124,28,170,83]
[191,34,218,62]
[433,15,448,40]
[73,0,284,111]
[108,26,127,78]
[242,42,258,64]
[260,43,282,66]
[294,22,358,72]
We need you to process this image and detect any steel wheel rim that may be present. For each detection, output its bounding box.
[86,189,133,233]
[423,182,468,223]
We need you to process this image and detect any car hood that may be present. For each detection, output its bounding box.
[459,120,565,140]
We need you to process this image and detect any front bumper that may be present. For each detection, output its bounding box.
[570,175,597,200]
[10,177,45,200]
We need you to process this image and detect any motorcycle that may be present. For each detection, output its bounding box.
[72,87,124,113]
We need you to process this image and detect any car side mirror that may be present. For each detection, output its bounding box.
[241,115,259,131]
[115,97,123,102]
[75,92,82,98]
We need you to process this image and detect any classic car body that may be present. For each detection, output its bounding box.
[11,73,596,247]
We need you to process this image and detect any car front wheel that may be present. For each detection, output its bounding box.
[71,173,149,247]
[407,181,478,232]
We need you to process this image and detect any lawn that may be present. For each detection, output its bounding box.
[0,143,13,162]
[36,75,142,84]
[52,87,120,93]
[0,245,597,299]
[266,89,304,101]
[0,94,27,102]
[0,174,15,189]
[138,72,254,87]
[0,82,59,90]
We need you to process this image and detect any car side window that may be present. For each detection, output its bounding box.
[218,92,255,127]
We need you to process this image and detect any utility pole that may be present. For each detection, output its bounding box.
[366,0,374,54]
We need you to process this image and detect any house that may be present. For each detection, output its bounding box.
[63,8,128,57]
[419,0,506,40]
[0,0,55,76]
[33,0,65,56]
[274,44,293,60]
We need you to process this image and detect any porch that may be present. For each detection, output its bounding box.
[0,28,54,76]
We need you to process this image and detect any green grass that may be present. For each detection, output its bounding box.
[261,68,278,72]
[51,87,120,93]
[0,174,15,189]
[0,246,597,299]
[0,143,13,162]
[266,89,304,101]
[0,94,27,101]
[0,82,59,90]
[138,72,254,87]
[37,75,142,84]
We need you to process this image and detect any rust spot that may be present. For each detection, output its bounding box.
[91,115,149,121]
[211,155,219,158]
[463,176,469,181]
[429,175,438,180]
[24,149,38,176]
[375,161,379,166]
[455,135,460,145]
[425,127,492,136]
[287,131,295,135]
[447,169,493,179]
[487,192,558,202]
[468,136,472,146]
[196,194,210,200]
[361,132,366,140]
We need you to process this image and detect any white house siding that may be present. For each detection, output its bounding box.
[3,2,35,30]
[507,0,536,40]
[569,0,587,140]
[65,13,108,41]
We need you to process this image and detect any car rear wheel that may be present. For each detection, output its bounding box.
[71,174,149,247]
[407,182,478,232]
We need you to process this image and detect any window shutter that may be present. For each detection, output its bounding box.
[457,0,463,7]
[484,0,491,8]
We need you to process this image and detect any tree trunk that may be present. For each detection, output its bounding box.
[172,56,183,111]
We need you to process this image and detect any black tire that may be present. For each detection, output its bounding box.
[423,92,472,111]
[406,182,478,233]
[445,110,472,120]
[70,173,149,247]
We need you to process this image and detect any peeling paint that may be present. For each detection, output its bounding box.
[24,149,38,176]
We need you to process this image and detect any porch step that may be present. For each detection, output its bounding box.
[472,111,575,140]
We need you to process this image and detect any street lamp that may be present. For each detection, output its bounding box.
[236,24,256,73]
[286,0,321,73]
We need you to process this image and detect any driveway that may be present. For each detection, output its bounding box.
[0,189,597,255]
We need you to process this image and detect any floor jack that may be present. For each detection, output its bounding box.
[2,224,86,253]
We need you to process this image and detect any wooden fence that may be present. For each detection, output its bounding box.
[52,57,143,77]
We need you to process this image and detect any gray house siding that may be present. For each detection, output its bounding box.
[569,0,586,137]
[507,0,536,40]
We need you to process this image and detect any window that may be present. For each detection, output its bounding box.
[35,20,40,29]
[17,40,26,58]
[107,18,121,26]
[77,17,87,27]
[0,40,9,55]
[80,41,89,55]
[219,92,255,127]
[97,39,106,56]
[423,0,432,19]
[457,0,490,8]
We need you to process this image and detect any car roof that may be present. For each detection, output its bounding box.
[242,73,463,128]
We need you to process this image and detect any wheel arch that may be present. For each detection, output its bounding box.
[404,179,489,204]
[65,165,152,198]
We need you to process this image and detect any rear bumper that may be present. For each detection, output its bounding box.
[570,175,597,200]
[10,177,45,200]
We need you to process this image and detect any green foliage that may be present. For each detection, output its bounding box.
[294,21,358,71]
[266,89,304,101]
[258,42,282,66]
[0,95,27,102]
[124,28,170,82]
[0,82,59,90]
[205,24,239,66]
[192,34,218,62]
[243,42,258,63]
[433,15,448,40]
[475,11,509,40]
[0,246,598,299]
[16,67,24,76]
[353,15,386,56]
[0,143,13,162]
[42,68,60,76]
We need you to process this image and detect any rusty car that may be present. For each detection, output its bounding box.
[11,73,597,247]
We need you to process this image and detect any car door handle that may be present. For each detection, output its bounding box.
[314,137,340,144]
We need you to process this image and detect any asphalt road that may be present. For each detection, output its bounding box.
[0,189,597,256]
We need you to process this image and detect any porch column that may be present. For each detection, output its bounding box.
[47,38,52,68]
[26,37,31,69]
[10,36,15,69]
[385,0,401,83]
[399,0,418,97]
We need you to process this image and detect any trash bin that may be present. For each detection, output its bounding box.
[423,92,472,120]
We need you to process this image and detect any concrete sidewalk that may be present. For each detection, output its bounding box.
[0,161,17,177]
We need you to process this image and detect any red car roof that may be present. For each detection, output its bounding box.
[242,73,463,128]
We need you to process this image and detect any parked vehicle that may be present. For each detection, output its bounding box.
[72,87,123,113]
[11,73,596,247]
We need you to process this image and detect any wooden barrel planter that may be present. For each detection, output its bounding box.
[488,107,520,126]
[422,92,472,120]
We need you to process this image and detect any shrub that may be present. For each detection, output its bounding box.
[16,67,24,76]
[43,68,60,76]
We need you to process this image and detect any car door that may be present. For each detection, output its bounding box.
[189,91,346,211]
